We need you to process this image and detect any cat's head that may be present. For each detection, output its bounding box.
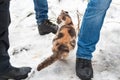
[57,10,72,26]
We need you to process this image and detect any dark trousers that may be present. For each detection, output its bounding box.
[0,0,11,73]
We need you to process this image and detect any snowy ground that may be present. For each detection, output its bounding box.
[8,0,120,80]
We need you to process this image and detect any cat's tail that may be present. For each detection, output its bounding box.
[37,53,61,71]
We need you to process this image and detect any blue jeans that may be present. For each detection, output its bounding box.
[76,0,112,60]
[33,0,48,25]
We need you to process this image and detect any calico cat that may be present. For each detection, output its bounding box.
[37,10,76,71]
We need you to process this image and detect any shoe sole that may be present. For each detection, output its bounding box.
[15,74,28,80]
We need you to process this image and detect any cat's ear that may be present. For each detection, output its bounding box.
[61,10,69,15]
[65,11,68,14]
[61,10,64,13]
[61,10,68,13]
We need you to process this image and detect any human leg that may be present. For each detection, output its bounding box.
[76,0,112,80]
[33,0,48,24]
[33,0,58,35]
[0,0,11,73]
[77,0,112,60]
[0,0,31,79]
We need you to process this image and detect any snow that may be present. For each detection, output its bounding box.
[8,0,120,80]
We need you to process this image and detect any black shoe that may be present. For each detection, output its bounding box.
[76,58,93,80]
[0,66,31,80]
[38,19,58,35]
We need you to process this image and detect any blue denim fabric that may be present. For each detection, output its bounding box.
[76,0,112,60]
[33,0,48,24]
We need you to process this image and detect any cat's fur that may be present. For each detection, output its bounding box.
[37,10,76,71]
